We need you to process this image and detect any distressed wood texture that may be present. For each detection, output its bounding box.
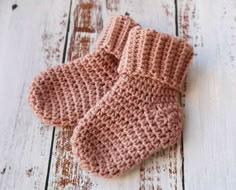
[3,0,235,189]
[178,0,236,189]
[0,1,70,189]
[48,0,183,190]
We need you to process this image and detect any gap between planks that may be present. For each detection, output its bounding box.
[44,1,73,190]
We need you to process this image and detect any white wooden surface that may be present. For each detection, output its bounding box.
[0,0,235,189]
[0,0,69,189]
[179,0,236,189]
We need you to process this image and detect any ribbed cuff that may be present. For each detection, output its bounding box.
[96,15,139,59]
[118,26,193,91]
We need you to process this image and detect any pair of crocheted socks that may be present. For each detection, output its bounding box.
[28,15,193,178]
[28,16,138,127]
[71,27,193,177]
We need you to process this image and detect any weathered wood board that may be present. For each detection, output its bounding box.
[178,0,236,189]
[0,1,70,189]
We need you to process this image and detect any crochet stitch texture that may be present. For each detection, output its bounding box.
[71,26,193,177]
[28,15,138,127]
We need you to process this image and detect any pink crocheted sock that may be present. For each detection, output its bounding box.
[28,15,138,127]
[71,26,193,177]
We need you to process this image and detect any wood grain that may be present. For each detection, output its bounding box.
[178,0,236,189]
[48,0,183,189]
[1,0,236,189]
[0,1,70,189]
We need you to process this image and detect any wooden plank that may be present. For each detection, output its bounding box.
[0,1,70,189]
[48,0,182,189]
[178,0,236,189]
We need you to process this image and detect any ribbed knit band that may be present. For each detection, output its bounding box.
[96,15,139,59]
[118,26,194,91]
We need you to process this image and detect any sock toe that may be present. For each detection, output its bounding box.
[71,121,120,177]
[28,67,62,126]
